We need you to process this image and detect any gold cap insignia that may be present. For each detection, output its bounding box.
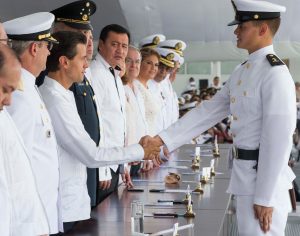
[254,14,259,19]
[175,42,182,51]
[82,14,88,21]
[166,53,175,61]
[38,33,51,40]
[153,36,160,45]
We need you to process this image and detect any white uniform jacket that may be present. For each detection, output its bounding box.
[159,45,296,207]
[6,68,61,233]
[148,79,168,134]
[85,67,108,181]
[0,109,48,236]
[39,77,144,222]
[132,79,148,133]
[90,53,127,175]
[161,76,179,126]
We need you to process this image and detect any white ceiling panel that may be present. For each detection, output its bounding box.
[0,0,299,61]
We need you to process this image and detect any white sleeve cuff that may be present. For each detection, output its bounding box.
[98,167,112,181]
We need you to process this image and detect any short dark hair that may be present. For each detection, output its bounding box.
[47,31,87,72]
[99,24,130,43]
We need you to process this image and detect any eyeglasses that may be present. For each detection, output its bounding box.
[37,41,53,51]
[46,42,53,51]
[0,38,13,48]
[125,58,141,65]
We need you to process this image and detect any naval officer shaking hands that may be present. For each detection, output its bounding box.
[143,0,296,235]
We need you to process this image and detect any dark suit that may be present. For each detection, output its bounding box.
[69,76,100,207]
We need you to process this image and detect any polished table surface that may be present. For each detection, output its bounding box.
[66,144,233,236]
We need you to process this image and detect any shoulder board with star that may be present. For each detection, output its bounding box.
[266,54,284,66]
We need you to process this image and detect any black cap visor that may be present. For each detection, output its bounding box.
[228,11,280,26]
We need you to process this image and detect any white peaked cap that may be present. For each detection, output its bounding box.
[139,34,166,49]
[158,39,187,55]
[228,0,286,26]
[4,12,57,43]
[234,0,286,13]
[155,48,180,68]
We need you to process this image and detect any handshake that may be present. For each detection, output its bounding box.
[139,135,164,164]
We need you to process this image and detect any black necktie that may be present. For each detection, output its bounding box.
[109,67,115,77]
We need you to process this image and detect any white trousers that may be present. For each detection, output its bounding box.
[236,191,290,236]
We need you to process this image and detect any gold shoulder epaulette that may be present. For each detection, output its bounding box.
[266,54,284,66]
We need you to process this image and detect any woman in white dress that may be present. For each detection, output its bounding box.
[134,48,161,136]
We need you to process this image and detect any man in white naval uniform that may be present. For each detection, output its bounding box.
[4,13,62,235]
[40,31,160,231]
[158,39,186,126]
[148,48,180,134]
[0,43,48,235]
[147,0,296,235]
[90,24,133,201]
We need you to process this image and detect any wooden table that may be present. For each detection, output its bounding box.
[66,144,233,236]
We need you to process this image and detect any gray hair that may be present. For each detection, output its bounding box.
[11,40,33,56]
[128,45,141,58]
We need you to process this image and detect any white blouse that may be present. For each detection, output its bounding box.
[134,80,161,136]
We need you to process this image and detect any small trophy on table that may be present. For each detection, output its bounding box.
[183,185,191,204]
[183,185,196,218]
[200,167,209,184]
[193,174,204,194]
[191,146,200,169]
[212,135,220,157]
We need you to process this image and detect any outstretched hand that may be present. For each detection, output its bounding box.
[140,135,164,148]
[139,135,164,162]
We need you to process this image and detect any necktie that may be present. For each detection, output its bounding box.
[109,67,115,77]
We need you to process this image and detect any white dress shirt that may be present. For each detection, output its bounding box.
[6,68,61,234]
[90,53,127,173]
[160,45,296,207]
[0,109,48,236]
[39,76,144,222]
